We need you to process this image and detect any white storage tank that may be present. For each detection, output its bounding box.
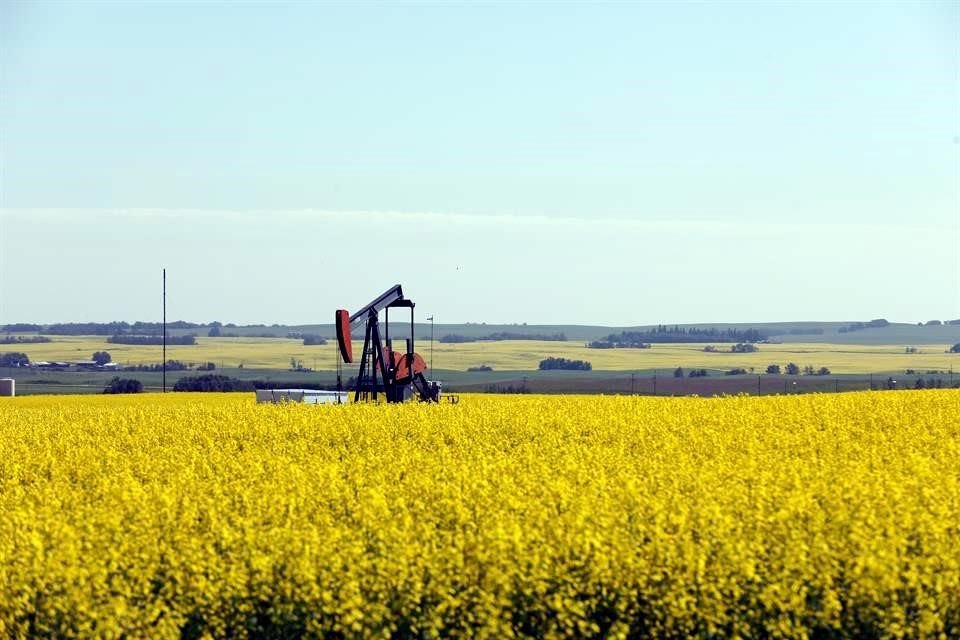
[0,378,14,397]
[255,389,347,404]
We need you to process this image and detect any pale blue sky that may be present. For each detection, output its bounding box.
[1,2,958,324]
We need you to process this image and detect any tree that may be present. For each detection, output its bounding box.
[103,377,142,394]
[785,362,800,375]
[173,374,253,392]
[0,352,29,367]
[803,365,814,375]
[673,367,684,378]
[766,364,781,375]
[538,357,591,371]
[817,367,831,376]
[208,321,222,337]
[92,351,112,365]
[951,343,960,353]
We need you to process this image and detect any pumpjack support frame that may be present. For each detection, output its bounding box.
[336,285,439,403]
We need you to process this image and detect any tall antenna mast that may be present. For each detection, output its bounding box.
[162,268,167,393]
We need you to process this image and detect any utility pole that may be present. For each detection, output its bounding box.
[427,315,434,372]
[631,372,635,395]
[162,268,167,393]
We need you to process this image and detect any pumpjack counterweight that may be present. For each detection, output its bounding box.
[336,285,440,403]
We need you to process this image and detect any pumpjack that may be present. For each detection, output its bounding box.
[335,285,440,403]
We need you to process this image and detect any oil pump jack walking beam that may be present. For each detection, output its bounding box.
[335,285,440,403]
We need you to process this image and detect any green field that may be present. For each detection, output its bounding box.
[6,335,958,375]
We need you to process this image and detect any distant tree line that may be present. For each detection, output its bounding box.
[703,343,759,353]
[7,319,318,338]
[40,321,202,336]
[788,328,825,335]
[1,335,51,344]
[484,383,531,394]
[467,365,494,372]
[837,319,889,334]
[1,323,42,332]
[590,326,765,348]
[45,322,131,335]
[107,335,197,345]
[884,376,959,390]
[124,360,191,372]
[440,332,567,343]
[764,363,831,376]
[539,357,592,371]
[208,321,301,338]
[912,377,957,389]
[591,340,651,349]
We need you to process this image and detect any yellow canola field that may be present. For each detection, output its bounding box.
[1,391,959,639]
[15,335,960,373]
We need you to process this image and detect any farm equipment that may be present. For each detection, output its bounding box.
[336,285,441,403]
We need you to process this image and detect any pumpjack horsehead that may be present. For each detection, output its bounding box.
[335,285,440,403]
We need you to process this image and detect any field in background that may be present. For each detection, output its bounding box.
[154,320,960,346]
[8,335,959,374]
[2,391,958,637]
